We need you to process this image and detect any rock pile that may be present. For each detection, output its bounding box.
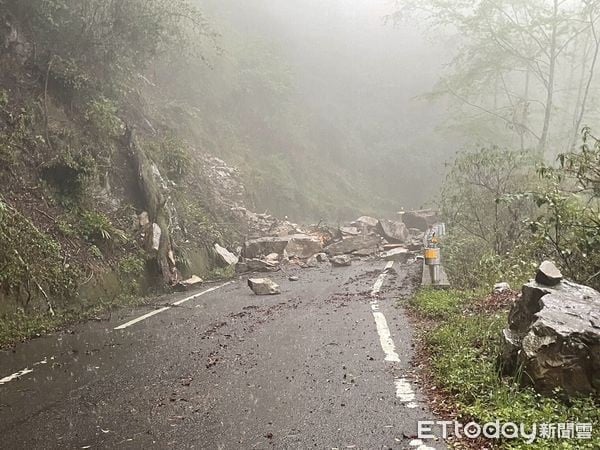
[232,210,431,274]
[501,261,600,396]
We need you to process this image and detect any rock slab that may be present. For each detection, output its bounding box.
[330,255,352,267]
[501,270,600,396]
[248,278,281,295]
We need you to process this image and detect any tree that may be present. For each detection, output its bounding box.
[393,0,600,153]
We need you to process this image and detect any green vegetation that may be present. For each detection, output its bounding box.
[408,289,600,449]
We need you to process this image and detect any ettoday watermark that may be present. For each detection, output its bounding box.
[418,420,594,444]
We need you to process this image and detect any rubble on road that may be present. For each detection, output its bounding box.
[352,216,379,230]
[399,209,439,232]
[376,219,409,244]
[236,258,280,273]
[340,226,360,236]
[382,247,410,262]
[176,275,203,291]
[324,235,380,256]
[284,234,323,259]
[331,255,352,267]
[288,275,299,281]
[248,278,281,295]
[214,243,238,266]
[501,261,600,396]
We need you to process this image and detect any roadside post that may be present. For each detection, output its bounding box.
[422,222,449,288]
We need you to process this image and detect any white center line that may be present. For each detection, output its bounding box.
[370,261,400,362]
[115,281,232,330]
[371,260,394,296]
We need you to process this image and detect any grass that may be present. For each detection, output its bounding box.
[0,293,147,349]
[408,289,600,449]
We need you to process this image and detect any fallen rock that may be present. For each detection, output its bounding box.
[214,243,239,266]
[376,219,409,244]
[535,260,563,286]
[265,253,280,263]
[176,275,203,291]
[288,275,299,281]
[331,255,352,267]
[382,247,409,262]
[353,216,379,229]
[493,282,511,293]
[324,235,380,256]
[316,253,329,263]
[248,278,281,295]
[235,259,280,273]
[400,209,439,232]
[306,255,319,267]
[243,237,289,259]
[340,226,360,236]
[501,275,600,396]
[284,234,323,259]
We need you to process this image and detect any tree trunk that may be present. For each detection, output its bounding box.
[538,0,559,154]
[124,127,180,286]
[570,12,600,151]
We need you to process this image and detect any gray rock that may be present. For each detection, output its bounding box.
[331,255,352,267]
[214,243,239,266]
[376,220,409,244]
[288,275,299,281]
[400,209,439,232]
[242,237,289,259]
[535,260,563,286]
[306,255,319,267]
[235,258,279,273]
[284,234,323,259]
[501,278,600,396]
[353,216,379,229]
[493,282,511,293]
[316,253,329,263]
[176,275,203,291]
[340,226,360,236]
[248,278,281,295]
[382,247,409,262]
[324,235,380,256]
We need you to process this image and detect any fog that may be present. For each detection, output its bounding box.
[157,0,459,219]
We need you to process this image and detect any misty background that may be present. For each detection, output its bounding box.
[152,0,457,221]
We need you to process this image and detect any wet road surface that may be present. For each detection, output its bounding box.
[0,260,443,449]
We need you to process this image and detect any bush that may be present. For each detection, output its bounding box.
[411,289,600,449]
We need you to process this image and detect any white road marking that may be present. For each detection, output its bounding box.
[371,307,401,362]
[371,261,394,296]
[0,367,33,385]
[115,282,232,330]
[409,439,436,450]
[394,378,417,408]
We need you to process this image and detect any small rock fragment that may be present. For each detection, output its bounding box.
[493,282,511,293]
[288,275,299,282]
[535,260,563,286]
[331,255,352,267]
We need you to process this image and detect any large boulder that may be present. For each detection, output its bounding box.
[353,216,379,229]
[324,235,380,256]
[376,220,409,244]
[242,237,289,259]
[214,243,239,266]
[501,265,600,396]
[284,234,323,259]
[400,209,439,232]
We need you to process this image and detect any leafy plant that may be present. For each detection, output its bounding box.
[79,211,126,244]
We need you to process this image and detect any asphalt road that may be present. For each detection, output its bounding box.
[0,259,444,449]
